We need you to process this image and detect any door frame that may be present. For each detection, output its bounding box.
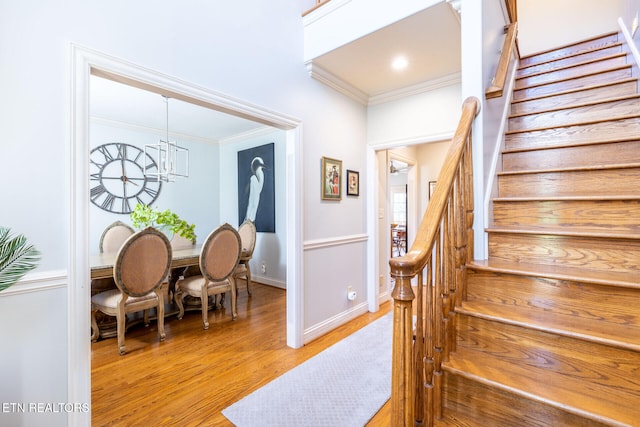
[68,44,304,425]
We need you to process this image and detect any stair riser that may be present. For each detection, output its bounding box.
[516,56,627,90]
[513,68,632,101]
[492,199,640,234]
[509,97,640,132]
[503,140,640,171]
[517,44,623,77]
[519,33,619,68]
[487,232,640,274]
[466,269,640,331]
[498,168,640,198]
[442,373,608,427]
[455,314,640,411]
[511,80,637,115]
[505,117,640,151]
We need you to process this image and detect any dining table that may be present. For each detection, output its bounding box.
[90,244,202,280]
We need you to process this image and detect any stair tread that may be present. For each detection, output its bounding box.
[518,42,624,75]
[494,195,640,201]
[486,225,640,240]
[497,162,640,176]
[457,300,640,352]
[509,93,640,120]
[519,31,619,67]
[503,136,640,154]
[511,77,636,105]
[468,259,640,289]
[505,112,640,135]
[516,52,627,81]
[515,64,631,91]
[443,332,640,426]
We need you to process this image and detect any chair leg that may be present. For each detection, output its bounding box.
[245,264,252,297]
[174,288,185,320]
[156,289,166,341]
[201,283,209,330]
[117,302,127,355]
[90,308,100,342]
[230,278,238,321]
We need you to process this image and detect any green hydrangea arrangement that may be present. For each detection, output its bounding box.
[130,204,196,242]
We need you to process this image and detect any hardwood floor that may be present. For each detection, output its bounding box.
[92,282,392,426]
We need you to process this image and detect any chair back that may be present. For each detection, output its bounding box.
[237,220,257,257]
[170,233,196,250]
[100,221,135,253]
[200,223,241,283]
[113,227,172,297]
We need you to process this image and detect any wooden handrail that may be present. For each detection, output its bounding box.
[486,21,518,99]
[389,97,480,426]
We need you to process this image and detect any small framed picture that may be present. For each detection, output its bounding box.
[346,170,359,196]
[429,181,437,200]
[321,156,342,201]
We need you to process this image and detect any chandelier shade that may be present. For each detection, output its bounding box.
[145,96,189,182]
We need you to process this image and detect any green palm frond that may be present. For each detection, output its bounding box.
[0,227,41,292]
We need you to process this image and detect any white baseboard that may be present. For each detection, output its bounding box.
[302,301,370,344]
[252,275,286,289]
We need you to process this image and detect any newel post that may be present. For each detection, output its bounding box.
[391,274,415,426]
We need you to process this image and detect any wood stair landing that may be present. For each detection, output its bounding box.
[441,31,640,426]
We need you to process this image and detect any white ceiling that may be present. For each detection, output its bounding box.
[311,2,461,98]
[90,75,266,143]
[90,2,461,140]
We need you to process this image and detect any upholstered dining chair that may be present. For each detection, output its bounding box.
[99,220,135,253]
[91,221,137,340]
[234,219,257,297]
[90,227,172,355]
[174,223,241,330]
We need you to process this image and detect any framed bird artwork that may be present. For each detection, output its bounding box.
[237,143,275,232]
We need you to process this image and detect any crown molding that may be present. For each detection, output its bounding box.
[90,116,220,145]
[368,72,462,106]
[307,60,462,107]
[219,125,277,145]
[306,61,369,105]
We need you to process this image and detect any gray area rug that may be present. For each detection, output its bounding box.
[222,312,393,426]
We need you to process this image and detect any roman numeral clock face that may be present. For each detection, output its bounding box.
[89,143,162,214]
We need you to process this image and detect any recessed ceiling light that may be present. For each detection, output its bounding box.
[392,56,408,70]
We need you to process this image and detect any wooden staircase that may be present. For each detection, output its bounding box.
[439,32,640,426]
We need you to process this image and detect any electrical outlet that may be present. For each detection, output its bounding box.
[261,261,266,274]
[347,286,357,301]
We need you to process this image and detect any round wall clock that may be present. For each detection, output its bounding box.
[89,142,162,214]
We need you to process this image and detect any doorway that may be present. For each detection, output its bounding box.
[375,150,417,297]
[69,45,304,420]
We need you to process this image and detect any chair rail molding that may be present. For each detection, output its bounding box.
[303,233,368,251]
[0,270,67,297]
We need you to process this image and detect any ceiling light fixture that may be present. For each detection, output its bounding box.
[145,96,189,182]
[391,56,409,71]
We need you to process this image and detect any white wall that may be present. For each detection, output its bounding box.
[518,0,624,57]
[0,1,367,424]
[367,83,461,146]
